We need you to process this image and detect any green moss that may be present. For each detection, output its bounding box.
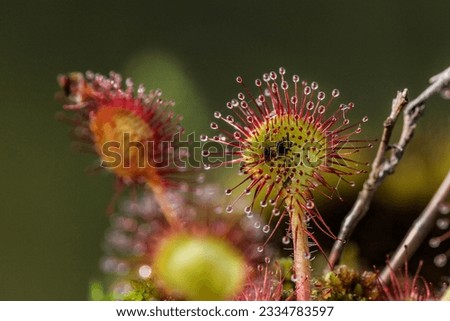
[312,265,379,301]
[123,279,160,301]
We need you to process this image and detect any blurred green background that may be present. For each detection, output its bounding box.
[0,0,449,299]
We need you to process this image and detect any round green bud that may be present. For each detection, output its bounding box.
[153,233,246,300]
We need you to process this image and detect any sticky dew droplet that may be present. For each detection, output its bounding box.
[437,218,449,230]
[438,203,450,215]
[304,86,311,95]
[138,265,152,279]
[306,200,315,209]
[434,254,447,267]
[429,237,440,248]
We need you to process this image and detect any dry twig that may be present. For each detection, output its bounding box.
[379,170,450,283]
[328,66,450,269]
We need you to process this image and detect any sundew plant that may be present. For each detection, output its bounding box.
[55,66,450,301]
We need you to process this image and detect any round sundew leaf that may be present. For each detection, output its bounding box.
[153,233,246,300]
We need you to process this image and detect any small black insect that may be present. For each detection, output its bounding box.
[263,145,276,162]
[276,133,293,157]
[62,76,73,97]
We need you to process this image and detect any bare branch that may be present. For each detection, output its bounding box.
[405,67,450,114]
[379,170,450,283]
[327,66,450,269]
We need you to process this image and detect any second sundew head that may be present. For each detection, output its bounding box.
[204,67,372,238]
[56,71,185,186]
[90,105,155,181]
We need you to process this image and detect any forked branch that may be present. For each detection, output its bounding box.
[328,66,450,269]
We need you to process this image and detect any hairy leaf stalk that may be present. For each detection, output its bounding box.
[290,203,311,301]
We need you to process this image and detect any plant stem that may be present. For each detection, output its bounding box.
[147,168,181,228]
[290,203,311,301]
